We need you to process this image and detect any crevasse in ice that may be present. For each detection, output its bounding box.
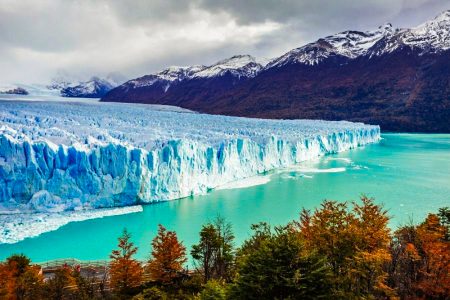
[0,101,380,213]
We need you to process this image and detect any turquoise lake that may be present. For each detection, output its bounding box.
[0,133,449,262]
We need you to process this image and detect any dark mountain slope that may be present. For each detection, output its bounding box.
[202,49,450,132]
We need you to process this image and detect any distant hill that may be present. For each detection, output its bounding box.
[102,11,450,132]
[49,73,127,98]
[0,87,28,95]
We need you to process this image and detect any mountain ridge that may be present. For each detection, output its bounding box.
[102,10,450,132]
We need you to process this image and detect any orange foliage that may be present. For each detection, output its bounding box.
[147,224,187,284]
[415,214,450,298]
[0,262,16,299]
[109,229,143,294]
[0,255,43,300]
[297,196,393,298]
[390,213,450,299]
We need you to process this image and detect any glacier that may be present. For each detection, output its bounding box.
[0,100,380,214]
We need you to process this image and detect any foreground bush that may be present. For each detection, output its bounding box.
[197,280,228,300]
[132,286,168,300]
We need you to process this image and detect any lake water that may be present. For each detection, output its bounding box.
[0,133,449,263]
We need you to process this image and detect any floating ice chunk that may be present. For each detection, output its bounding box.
[281,167,347,173]
[0,205,143,244]
[29,190,66,213]
[216,175,272,190]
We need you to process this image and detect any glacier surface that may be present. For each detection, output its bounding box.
[0,100,380,214]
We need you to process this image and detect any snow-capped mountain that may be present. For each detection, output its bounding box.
[61,77,115,98]
[268,10,450,67]
[103,55,263,106]
[193,55,262,78]
[102,10,450,132]
[126,65,203,90]
[266,24,395,68]
[368,10,450,56]
[49,73,127,98]
[125,55,262,92]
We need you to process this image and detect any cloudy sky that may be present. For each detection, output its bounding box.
[0,0,448,84]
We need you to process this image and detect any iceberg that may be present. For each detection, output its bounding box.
[0,100,380,213]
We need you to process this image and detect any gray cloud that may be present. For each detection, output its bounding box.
[0,0,448,84]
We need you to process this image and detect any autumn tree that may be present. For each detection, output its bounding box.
[297,196,393,298]
[147,224,187,284]
[390,213,450,299]
[0,254,43,300]
[109,228,143,296]
[0,262,13,299]
[349,196,392,297]
[414,214,449,297]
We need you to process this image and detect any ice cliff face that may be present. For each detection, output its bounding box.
[0,101,380,213]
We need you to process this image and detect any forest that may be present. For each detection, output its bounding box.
[1,196,449,300]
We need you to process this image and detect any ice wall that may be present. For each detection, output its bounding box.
[0,101,380,213]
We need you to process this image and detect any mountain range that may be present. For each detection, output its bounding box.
[0,74,126,98]
[101,10,450,132]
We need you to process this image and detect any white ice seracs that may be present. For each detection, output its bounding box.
[0,100,380,213]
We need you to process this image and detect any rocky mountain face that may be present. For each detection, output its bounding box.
[102,11,450,132]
